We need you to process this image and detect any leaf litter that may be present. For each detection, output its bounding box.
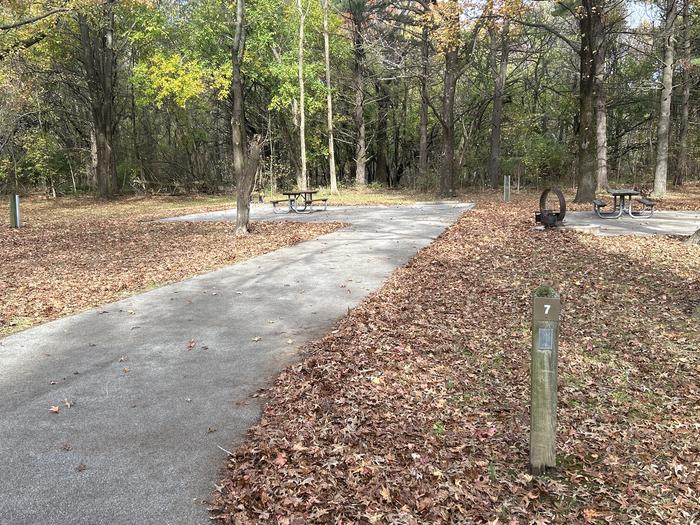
[0,197,344,336]
[210,193,700,524]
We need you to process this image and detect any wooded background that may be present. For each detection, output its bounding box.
[0,0,697,201]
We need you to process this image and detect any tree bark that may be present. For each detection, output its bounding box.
[354,83,366,185]
[594,23,608,191]
[235,138,263,235]
[78,2,118,198]
[436,0,482,197]
[230,0,262,235]
[487,21,509,189]
[653,0,677,198]
[675,0,690,187]
[350,5,367,186]
[594,87,608,191]
[322,0,338,194]
[419,26,430,180]
[573,0,599,203]
[391,82,408,187]
[296,0,307,190]
[89,124,98,189]
[438,46,458,197]
[375,81,389,185]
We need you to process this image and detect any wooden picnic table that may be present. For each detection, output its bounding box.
[593,188,655,219]
[272,190,328,214]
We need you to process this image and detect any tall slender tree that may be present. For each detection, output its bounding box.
[347,0,368,186]
[231,0,263,235]
[296,0,308,190]
[418,22,431,181]
[653,0,678,198]
[488,19,510,189]
[433,0,483,197]
[573,0,603,202]
[78,0,119,197]
[675,0,690,187]
[594,10,608,191]
[322,0,338,194]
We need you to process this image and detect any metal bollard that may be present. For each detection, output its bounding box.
[530,285,560,475]
[10,193,20,228]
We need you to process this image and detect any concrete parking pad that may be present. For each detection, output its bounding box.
[561,210,700,236]
[0,203,472,525]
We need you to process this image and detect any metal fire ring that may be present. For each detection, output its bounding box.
[540,187,566,220]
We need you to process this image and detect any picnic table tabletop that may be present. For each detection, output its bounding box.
[283,190,318,196]
[608,188,640,197]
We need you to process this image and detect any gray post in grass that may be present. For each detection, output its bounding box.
[503,175,511,202]
[530,285,560,475]
[10,193,20,228]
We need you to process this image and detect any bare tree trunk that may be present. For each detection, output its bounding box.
[93,119,115,196]
[235,139,263,233]
[594,27,608,191]
[375,81,389,185]
[296,0,307,190]
[391,82,408,187]
[78,1,118,198]
[573,0,599,203]
[231,0,247,199]
[89,124,98,189]
[289,100,303,188]
[595,90,608,191]
[487,21,509,189]
[268,111,276,195]
[130,68,146,189]
[438,47,458,197]
[419,26,430,180]
[354,88,366,185]
[436,0,483,197]
[653,0,677,198]
[322,0,338,194]
[675,0,690,187]
[230,0,262,235]
[351,7,366,186]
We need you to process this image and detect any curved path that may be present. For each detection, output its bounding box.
[0,203,471,525]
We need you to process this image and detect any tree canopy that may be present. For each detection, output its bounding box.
[0,0,698,199]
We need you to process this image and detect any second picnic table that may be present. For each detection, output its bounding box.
[593,188,656,219]
[272,190,328,214]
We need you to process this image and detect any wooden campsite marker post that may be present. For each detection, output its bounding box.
[530,285,560,474]
[503,175,511,202]
[9,193,20,228]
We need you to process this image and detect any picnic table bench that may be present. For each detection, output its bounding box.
[593,188,656,219]
[272,190,328,214]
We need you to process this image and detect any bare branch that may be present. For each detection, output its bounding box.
[0,32,47,60]
[507,17,579,53]
[0,8,69,31]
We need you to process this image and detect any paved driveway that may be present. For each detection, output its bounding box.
[0,203,472,525]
